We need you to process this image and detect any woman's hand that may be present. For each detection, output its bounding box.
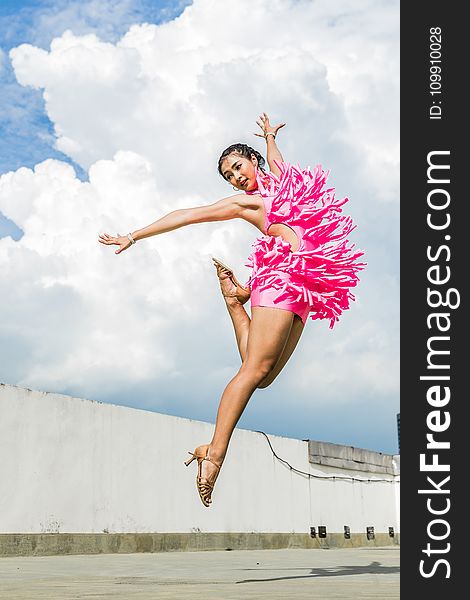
[254,112,286,139]
[98,232,132,254]
[254,112,285,176]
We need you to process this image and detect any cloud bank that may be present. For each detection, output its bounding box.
[0,0,399,452]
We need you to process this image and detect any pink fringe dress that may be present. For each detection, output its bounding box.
[245,161,366,328]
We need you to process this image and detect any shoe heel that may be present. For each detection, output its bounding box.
[184,452,196,466]
[212,257,232,275]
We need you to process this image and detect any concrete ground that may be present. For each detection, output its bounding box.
[0,546,400,599]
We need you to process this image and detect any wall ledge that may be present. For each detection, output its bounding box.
[308,440,400,475]
[0,532,400,557]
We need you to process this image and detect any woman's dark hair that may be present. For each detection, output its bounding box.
[217,143,266,179]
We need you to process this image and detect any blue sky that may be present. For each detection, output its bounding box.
[0,0,400,454]
[0,0,191,238]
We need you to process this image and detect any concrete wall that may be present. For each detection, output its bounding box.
[0,383,399,553]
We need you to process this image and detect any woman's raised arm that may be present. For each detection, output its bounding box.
[98,194,247,254]
[255,112,286,178]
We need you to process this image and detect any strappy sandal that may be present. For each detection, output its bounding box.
[212,257,251,305]
[184,444,222,507]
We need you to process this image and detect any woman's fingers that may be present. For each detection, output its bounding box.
[256,113,285,137]
[98,235,113,244]
[98,233,120,245]
[98,232,131,256]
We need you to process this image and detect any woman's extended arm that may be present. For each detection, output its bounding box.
[255,112,285,178]
[98,193,249,254]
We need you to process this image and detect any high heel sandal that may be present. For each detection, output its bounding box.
[184,444,222,507]
[212,257,251,305]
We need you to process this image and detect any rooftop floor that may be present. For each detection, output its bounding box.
[0,546,399,599]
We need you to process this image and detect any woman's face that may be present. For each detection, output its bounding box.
[220,152,259,192]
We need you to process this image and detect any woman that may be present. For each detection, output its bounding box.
[98,113,365,507]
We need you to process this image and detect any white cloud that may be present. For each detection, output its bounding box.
[1,0,399,451]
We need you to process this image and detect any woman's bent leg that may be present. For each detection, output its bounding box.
[206,307,294,468]
[258,313,305,388]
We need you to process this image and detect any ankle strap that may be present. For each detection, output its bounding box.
[203,456,221,470]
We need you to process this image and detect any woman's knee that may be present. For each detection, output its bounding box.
[240,359,275,387]
[257,374,275,389]
[257,365,283,388]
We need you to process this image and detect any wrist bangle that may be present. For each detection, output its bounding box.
[265,132,276,139]
[127,232,136,244]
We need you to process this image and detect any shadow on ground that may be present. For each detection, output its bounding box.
[237,561,400,583]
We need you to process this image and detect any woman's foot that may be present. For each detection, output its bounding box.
[198,447,224,505]
[184,444,224,507]
[212,258,250,305]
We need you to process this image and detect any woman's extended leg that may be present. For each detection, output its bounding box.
[215,262,251,361]
[224,300,251,361]
[225,298,251,362]
[199,306,296,491]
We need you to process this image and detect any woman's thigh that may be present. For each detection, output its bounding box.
[258,314,305,388]
[243,306,295,371]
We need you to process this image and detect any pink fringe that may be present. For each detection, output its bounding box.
[246,161,366,328]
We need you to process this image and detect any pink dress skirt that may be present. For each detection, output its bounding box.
[245,161,366,328]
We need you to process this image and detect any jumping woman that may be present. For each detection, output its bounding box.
[98,113,365,507]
